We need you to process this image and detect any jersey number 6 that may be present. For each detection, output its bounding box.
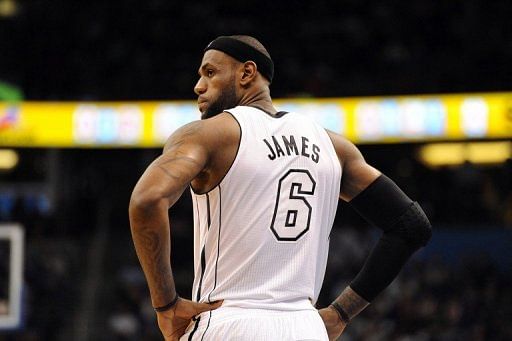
[270,169,317,242]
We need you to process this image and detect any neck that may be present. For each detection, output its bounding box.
[238,87,277,115]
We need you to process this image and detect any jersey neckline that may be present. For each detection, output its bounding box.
[246,105,289,119]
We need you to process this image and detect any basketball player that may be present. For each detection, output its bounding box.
[129,35,432,340]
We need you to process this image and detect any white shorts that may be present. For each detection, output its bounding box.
[181,307,329,341]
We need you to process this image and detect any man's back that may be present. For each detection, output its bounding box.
[190,106,342,311]
[130,35,431,340]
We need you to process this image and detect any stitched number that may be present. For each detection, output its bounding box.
[270,169,316,241]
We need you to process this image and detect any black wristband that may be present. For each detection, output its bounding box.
[330,302,351,324]
[154,294,180,312]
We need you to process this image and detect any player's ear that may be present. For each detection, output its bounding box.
[240,61,257,86]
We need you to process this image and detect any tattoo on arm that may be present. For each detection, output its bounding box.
[153,156,205,203]
[156,165,181,181]
[156,123,208,189]
[156,156,203,179]
[131,221,175,306]
[129,120,207,307]
[163,121,203,154]
[333,286,370,320]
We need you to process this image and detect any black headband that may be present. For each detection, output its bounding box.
[204,36,274,83]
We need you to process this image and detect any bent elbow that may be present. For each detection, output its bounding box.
[417,220,432,247]
[399,201,432,248]
[129,187,166,216]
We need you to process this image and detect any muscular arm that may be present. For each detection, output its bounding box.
[326,131,432,324]
[325,132,378,319]
[129,121,208,307]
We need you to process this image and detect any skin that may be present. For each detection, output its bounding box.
[129,48,380,340]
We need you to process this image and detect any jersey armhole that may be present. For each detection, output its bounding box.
[190,111,243,195]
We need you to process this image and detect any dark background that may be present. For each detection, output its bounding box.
[1,1,511,340]
[1,0,512,100]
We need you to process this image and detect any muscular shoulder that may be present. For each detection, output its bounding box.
[325,129,380,201]
[162,112,241,184]
[163,112,240,153]
[325,130,362,167]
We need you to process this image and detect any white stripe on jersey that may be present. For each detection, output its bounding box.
[191,106,341,311]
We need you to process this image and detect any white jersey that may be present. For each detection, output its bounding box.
[190,106,341,311]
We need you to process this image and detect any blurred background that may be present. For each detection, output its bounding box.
[0,0,511,340]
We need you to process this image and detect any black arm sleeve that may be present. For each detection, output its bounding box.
[348,175,432,302]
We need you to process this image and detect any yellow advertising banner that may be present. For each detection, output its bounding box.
[0,92,511,147]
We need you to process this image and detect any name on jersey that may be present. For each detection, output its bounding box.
[263,135,320,163]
